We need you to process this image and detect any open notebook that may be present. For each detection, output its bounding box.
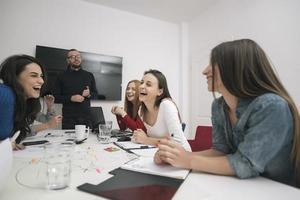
[121,157,189,180]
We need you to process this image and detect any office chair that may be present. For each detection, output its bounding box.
[188,126,212,151]
[90,107,105,133]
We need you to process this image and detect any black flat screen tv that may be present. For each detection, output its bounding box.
[35,45,122,100]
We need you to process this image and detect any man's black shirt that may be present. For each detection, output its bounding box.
[53,67,98,119]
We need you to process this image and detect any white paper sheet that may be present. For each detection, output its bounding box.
[121,157,189,179]
[130,148,158,157]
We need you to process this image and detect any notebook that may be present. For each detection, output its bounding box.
[77,168,183,200]
[121,157,189,180]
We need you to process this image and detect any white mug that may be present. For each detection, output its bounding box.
[75,125,89,141]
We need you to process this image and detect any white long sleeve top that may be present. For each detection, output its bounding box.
[143,99,191,151]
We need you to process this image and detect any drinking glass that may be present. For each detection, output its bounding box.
[44,141,75,190]
[97,121,113,144]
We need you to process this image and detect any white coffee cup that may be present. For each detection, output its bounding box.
[75,125,89,141]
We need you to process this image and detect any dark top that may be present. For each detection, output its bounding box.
[53,67,98,118]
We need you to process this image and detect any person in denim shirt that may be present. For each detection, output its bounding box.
[211,95,295,185]
[155,39,300,187]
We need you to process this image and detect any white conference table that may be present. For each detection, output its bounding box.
[1,130,300,200]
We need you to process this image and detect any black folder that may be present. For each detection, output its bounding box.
[77,168,184,200]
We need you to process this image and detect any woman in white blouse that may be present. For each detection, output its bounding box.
[132,69,191,151]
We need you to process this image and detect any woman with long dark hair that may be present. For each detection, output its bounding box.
[0,54,46,143]
[0,54,45,191]
[132,69,190,151]
[156,39,300,187]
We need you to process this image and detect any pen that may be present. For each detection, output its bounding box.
[124,156,139,165]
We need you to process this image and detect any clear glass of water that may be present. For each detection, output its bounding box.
[44,141,75,190]
[97,121,113,144]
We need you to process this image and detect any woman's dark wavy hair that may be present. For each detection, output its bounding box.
[140,69,172,116]
[0,54,46,143]
[210,39,300,186]
[124,80,141,119]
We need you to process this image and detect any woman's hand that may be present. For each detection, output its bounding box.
[111,106,117,114]
[132,129,148,144]
[46,115,62,128]
[157,138,192,169]
[45,95,55,111]
[111,106,127,117]
[11,142,25,151]
[154,150,168,165]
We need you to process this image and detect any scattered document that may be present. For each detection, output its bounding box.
[121,157,189,179]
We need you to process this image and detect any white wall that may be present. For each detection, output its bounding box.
[3,0,298,136]
[0,0,182,128]
[189,0,300,134]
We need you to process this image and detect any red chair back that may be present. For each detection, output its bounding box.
[188,126,212,151]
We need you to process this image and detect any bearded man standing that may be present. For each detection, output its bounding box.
[53,49,98,129]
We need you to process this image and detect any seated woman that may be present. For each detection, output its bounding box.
[132,69,190,151]
[155,39,300,187]
[111,80,146,132]
[0,54,46,191]
[29,95,62,136]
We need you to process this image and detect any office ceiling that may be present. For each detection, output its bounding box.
[84,0,218,23]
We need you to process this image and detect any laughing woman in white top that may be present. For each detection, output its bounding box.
[132,69,191,151]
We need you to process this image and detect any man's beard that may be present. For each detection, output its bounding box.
[70,64,81,70]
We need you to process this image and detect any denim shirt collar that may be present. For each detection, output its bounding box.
[221,97,254,119]
[236,98,254,118]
